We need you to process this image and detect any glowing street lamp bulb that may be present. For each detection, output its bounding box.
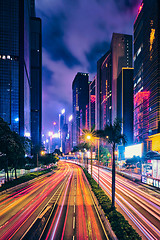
[15,117,19,122]
[46,139,49,143]
[41,151,45,156]
[87,135,91,140]
[48,131,53,137]
[25,132,30,137]
[53,122,56,125]
[53,133,59,138]
[69,115,73,122]
[61,109,65,114]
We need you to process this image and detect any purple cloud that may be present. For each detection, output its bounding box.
[35,0,141,133]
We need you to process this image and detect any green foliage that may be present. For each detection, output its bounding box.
[0,169,52,192]
[83,168,141,240]
[95,146,111,165]
[96,118,127,146]
[0,118,31,180]
[38,153,59,166]
[126,156,141,166]
[53,149,62,155]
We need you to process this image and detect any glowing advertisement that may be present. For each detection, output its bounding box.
[125,144,142,159]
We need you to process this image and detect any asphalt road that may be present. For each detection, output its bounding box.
[0,164,70,239]
[41,163,108,240]
[90,165,160,240]
[0,162,108,240]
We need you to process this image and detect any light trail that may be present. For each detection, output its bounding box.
[0,163,71,240]
[90,165,160,240]
[45,171,73,240]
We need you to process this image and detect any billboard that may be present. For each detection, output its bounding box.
[125,143,143,159]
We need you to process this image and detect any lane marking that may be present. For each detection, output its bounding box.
[73,216,75,229]
[74,204,75,213]
[74,196,76,203]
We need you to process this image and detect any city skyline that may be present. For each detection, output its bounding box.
[36,0,141,133]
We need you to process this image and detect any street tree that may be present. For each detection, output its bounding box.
[0,118,31,180]
[0,117,14,181]
[96,119,127,208]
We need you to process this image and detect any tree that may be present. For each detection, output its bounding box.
[0,118,31,180]
[95,146,111,166]
[0,118,14,181]
[96,119,127,208]
[81,127,97,177]
[10,132,31,178]
[39,153,59,165]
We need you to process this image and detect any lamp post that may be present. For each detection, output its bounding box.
[86,134,93,178]
[97,137,100,187]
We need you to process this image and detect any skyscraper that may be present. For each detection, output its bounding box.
[133,0,160,152]
[0,0,42,146]
[96,33,132,131]
[0,0,31,136]
[117,68,134,144]
[89,76,96,130]
[96,50,112,130]
[59,109,66,152]
[111,33,132,123]
[31,17,42,149]
[72,72,89,146]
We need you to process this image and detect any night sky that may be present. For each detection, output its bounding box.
[35,0,141,134]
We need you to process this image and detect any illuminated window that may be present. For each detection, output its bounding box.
[150,28,155,60]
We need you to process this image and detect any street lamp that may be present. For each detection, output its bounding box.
[97,137,100,187]
[85,134,94,177]
[86,135,100,187]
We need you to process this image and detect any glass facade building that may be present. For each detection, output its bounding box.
[72,73,89,146]
[111,33,133,123]
[89,76,96,130]
[31,17,42,148]
[0,0,42,145]
[0,0,20,133]
[96,50,112,130]
[117,68,134,145]
[134,0,160,148]
[96,33,132,131]
[0,0,31,136]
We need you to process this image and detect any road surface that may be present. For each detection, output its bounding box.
[91,165,160,240]
[0,162,108,240]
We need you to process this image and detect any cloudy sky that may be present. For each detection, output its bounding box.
[35,0,141,133]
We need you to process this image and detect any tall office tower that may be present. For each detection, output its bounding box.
[89,77,96,130]
[96,50,112,130]
[72,72,89,146]
[62,123,68,154]
[134,0,160,152]
[111,33,133,123]
[59,109,66,152]
[30,17,42,150]
[0,0,40,139]
[117,68,134,145]
[68,115,73,151]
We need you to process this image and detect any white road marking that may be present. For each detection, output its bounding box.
[73,216,75,229]
[74,204,75,213]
